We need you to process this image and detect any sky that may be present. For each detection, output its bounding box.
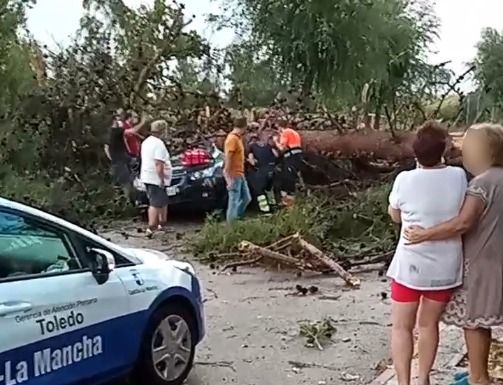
[26,0,503,77]
[26,0,235,49]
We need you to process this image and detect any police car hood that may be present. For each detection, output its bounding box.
[123,247,195,274]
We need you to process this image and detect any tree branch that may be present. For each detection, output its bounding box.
[431,65,475,119]
[128,17,193,106]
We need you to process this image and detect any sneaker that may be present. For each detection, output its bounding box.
[145,228,154,238]
[450,374,470,385]
[157,224,172,232]
[454,372,469,381]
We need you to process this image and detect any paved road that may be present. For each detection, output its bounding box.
[104,222,393,385]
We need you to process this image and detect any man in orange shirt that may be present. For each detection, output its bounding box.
[224,117,252,223]
[274,119,303,205]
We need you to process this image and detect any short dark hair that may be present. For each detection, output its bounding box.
[413,121,448,167]
[277,119,288,128]
[234,116,248,129]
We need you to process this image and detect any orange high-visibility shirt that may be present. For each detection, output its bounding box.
[280,128,302,149]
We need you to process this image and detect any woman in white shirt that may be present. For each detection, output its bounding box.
[387,121,467,385]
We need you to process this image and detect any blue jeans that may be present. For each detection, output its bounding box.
[226,176,252,223]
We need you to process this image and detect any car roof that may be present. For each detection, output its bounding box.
[0,197,139,262]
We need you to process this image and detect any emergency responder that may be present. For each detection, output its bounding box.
[247,132,279,213]
[274,119,303,206]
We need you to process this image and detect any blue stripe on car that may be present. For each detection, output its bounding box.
[0,286,203,385]
[0,311,146,385]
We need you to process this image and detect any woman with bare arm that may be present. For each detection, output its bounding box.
[387,121,467,385]
[405,123,503,385]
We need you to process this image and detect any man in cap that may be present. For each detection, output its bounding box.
[140,120,172,236]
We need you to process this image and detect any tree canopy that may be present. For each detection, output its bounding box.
[1,0,503,218]
[473,28,503,120]
[220,0,438,102]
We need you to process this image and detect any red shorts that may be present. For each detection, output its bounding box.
[391,280,453,303]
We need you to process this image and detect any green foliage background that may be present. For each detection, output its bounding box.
[193,185,397,259]
[1,0,503,226]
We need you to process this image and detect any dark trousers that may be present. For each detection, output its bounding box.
[280,153,303,195]
[249,165,275,196]
[111,156,139,205]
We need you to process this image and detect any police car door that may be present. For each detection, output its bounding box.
[0,209,129,385]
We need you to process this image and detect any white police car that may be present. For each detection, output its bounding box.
[0,197,205,385]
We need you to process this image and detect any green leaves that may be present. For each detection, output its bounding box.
[220,0,439,109]
[475,28,503,111]
[224,40,288,107]
[1,0,218,219]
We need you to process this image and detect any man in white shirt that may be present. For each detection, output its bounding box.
[140,120,172,235]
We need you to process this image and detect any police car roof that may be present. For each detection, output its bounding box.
[0,197,139,262]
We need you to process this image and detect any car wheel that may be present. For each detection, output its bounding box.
[135,304,196,385]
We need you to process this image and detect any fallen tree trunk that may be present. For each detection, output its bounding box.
[299,130,461,162]
[213,129,462,163]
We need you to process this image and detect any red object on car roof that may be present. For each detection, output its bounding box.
[182,148,211,167]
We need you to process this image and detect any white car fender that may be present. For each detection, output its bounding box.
[115,248,201,317]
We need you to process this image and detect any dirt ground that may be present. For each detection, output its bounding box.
[102,219,466,385]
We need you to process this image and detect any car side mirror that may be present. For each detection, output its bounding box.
[89,248,116,285]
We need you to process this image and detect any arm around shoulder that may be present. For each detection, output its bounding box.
[422,195,485,240]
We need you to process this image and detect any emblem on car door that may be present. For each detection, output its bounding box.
[131,271,144,286]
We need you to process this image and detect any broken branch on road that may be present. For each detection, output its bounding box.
[195,360,236,372]
[216,233,377,288]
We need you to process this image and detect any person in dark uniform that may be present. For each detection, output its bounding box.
[247,133,279,213]
[273,119,303,206]
[104,119,136,203]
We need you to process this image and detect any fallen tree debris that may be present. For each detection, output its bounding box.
[215,231,393,287]
[220,255,265,272]
[318,294,342,301]
[294,235,361,288]
[288,360,340,372]
[195,360,236,372]
[239,240,302,267]
[299,318,336,351]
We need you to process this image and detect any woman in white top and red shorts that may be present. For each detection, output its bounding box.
[387,121,467,385]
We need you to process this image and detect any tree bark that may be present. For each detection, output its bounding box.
[294,235,361,288]
[238,241,302,267]
[298,129,461,162]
